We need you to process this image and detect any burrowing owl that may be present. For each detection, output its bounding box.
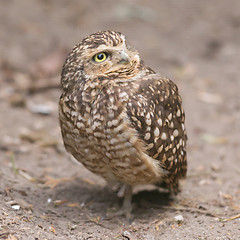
[59,30,187,218]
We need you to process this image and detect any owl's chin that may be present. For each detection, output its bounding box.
[105,65,130,74]
[106,60,140,75]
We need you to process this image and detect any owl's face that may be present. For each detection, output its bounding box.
[82,42,140,78]
[65,31,141,80]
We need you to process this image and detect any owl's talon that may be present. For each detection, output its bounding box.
[107,207,133,223]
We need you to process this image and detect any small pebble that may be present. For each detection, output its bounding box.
[68,223,77,231]
[122,230,131,238]
[174,214,184,224]
[11,204,20,210]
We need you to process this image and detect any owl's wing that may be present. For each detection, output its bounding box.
[126,75,187,190]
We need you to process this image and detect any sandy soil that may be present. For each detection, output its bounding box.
[0,0,240,239]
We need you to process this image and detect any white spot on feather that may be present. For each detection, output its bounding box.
[173,129,179,137]
[119,91,127,99]
[154,127,160,137]
[157,118,163,126]
[71,111,78,117]
[161,132,167,140]
[147,143,154,149]
[176,109,181,117]
[146,118,151,125]
[144,132,151,140]
[168,113,172,120]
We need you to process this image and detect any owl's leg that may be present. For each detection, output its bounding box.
[121,184,133,220]
[111,182,128,198]
[110,182,125,195]
[107,184,133,221]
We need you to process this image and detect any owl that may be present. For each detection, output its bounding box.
[59,30,187,219]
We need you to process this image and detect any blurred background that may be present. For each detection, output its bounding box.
[0,0,240,239]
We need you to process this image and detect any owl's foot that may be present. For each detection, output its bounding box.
[108,185,133,222]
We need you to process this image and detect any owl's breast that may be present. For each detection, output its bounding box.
[59,86,165,184]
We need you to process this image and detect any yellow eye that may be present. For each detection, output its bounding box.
[93,52,108,63]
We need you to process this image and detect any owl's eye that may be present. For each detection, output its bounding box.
[93,52,108,63]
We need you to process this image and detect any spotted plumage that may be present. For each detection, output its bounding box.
[59,30,187,218]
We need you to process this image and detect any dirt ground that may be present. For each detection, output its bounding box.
[0,0,240,239]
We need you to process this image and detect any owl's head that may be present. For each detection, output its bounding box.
[61,31,142,87]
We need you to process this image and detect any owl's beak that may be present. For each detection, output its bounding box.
[119,51,131,64]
